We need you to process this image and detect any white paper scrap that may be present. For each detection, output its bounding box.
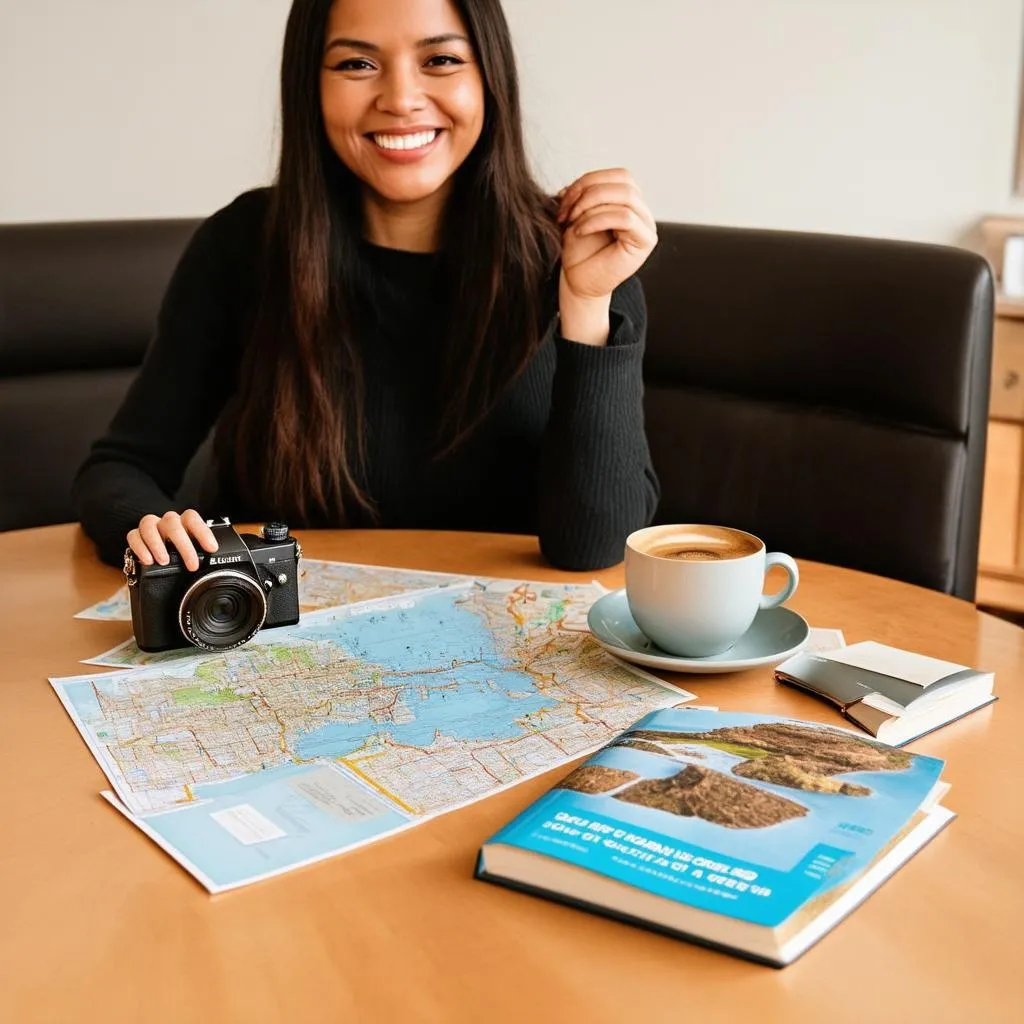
[210,805,287,845]
[804,628,847,654]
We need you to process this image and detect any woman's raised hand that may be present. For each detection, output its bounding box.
[557,168,658,302]
[127,510,219,572]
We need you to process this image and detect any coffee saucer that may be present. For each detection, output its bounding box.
[587,589,810,674]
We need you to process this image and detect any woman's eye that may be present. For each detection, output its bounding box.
[425,54,464,68]
[331,57,375,72]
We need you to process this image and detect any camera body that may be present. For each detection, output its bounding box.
[125,519,301,653]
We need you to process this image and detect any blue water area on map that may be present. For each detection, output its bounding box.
[293,589,557,758]
[61,679,106,724]
[142,762,409,889]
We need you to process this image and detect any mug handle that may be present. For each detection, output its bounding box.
[760,552,799,609]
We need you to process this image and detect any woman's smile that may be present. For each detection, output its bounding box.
[367,126,445,162]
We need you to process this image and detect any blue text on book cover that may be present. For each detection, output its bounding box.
[488,710,945,927]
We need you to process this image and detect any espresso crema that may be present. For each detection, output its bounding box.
[638,528,760,562]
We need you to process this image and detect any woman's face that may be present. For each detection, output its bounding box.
[320,0,485,208]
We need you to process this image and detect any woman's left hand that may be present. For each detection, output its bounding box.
[557,168,658,302]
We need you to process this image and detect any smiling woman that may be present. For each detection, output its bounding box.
[319,3,485,232]
[72,0,662,575]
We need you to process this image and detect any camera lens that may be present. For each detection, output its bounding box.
[178,571,267,651]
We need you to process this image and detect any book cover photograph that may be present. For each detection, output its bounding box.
[478,709,950,965]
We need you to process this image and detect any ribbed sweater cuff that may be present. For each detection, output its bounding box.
[552,310,644,420]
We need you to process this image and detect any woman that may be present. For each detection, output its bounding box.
[73,0,660,573]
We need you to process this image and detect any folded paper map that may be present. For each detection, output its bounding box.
[74,558,472,622]
[54,578,694,892]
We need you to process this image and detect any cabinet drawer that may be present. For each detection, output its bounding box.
[991,318,1024,421]
[979,421,1023,569]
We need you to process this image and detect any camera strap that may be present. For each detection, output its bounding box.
[205,519,275,593]
[208,519,295,595]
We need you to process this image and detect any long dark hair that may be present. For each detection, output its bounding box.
[219,0,560,525]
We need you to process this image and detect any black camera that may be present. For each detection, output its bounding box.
[124,519,301,653]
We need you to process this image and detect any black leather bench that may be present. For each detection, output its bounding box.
[0,215,993,598]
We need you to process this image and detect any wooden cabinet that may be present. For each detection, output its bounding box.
[977,312,1024,612]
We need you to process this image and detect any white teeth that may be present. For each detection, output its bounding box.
[372,130,438,151]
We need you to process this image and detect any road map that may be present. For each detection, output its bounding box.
[79,559,472,668]
[54,578,693,891]
[75,558,470,622]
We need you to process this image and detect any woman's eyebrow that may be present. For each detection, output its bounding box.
[324,33,469,55]
[416,33,469,47]
[325,37,380,54]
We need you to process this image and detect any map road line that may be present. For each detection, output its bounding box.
[338,757,417,814]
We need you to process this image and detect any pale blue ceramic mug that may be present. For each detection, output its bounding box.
[624,524,799,658]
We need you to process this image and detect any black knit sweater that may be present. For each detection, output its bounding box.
[72,189,659,569]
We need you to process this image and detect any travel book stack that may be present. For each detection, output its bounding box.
[773,641,996,745]
[476,708,952,967]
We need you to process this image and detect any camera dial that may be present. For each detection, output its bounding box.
[261,522,290,543]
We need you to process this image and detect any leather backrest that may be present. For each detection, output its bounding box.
[0,218,203,532]
[0,216,993,599]
[638,223,994,599]
[0,219,200,375]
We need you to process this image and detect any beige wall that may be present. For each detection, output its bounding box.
[1,0,1022,244]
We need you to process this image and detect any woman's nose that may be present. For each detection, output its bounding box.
[376,63,427,116]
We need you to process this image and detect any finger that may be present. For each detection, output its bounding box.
[126,529,154,566]
[138,514,170,566]
[562,168,634,193]
[181,509,219,554]
[564,186,656,235]
[573,207,657,252]
[160,512,201,571]
[561,182,632,223]
[557,168,635,219]
[562,182,648,226]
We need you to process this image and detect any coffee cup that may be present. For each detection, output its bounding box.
[624,525,799,658]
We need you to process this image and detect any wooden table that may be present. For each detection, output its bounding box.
[2,525,1021,1024]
